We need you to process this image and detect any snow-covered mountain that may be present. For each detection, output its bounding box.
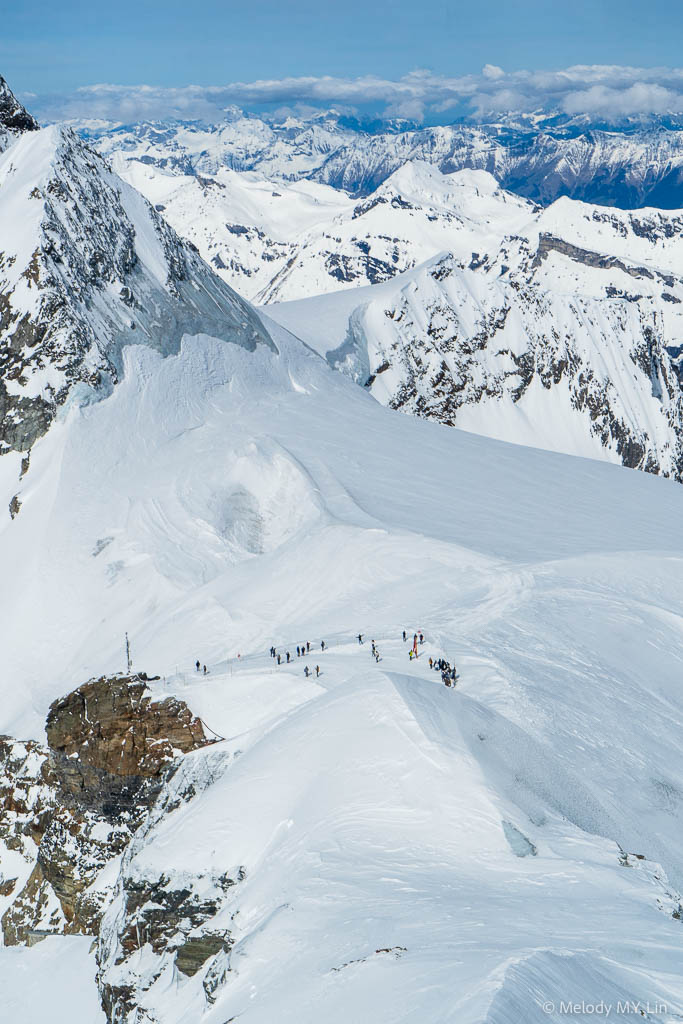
[113,158,534,302]
[63,140,683,482]
[2,80,683,1024]
[85,110,683,208]
[0,116,272,454]
[260,166,683,479]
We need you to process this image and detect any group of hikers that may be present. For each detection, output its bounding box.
[196,630,457,687]
[429,656,458,687]
[269,641,324,678]
[357,635,383,663]
[402,630,457,686]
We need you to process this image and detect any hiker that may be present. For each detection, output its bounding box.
[429,656,433,669]
[443,672,451,687]
[409,649,414,661]
[196,660,200,672]
[451,665,457,681]
[307,641,311,653]
[316,665,320,677]
[296,646,300,657]
[371,640,376,655]
[203,665,207,674]
[304,665,310,677]
[402,630,406,642]
[286,651,291,663]
[375,651,380,663]
[277,653,281,665]
[358,633,363,645]
[419,632,424,645]
[321,640,326,651]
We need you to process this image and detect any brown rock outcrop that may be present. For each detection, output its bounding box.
[1,673,215,945]
[46,674,212,819]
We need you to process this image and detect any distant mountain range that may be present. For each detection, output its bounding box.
[82,108,683,209]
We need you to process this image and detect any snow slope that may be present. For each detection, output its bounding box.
[1,313,683,1020]
[0,936,104,1023]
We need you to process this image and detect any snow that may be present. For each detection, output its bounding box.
[1,311,683,1017]
[0,936,105,1023]
[108,159,535,303]
[3,117,683,1021]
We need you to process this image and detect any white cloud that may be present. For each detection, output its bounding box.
[562,82,683,117]
[482,64,505,81]
[24,65,683,125]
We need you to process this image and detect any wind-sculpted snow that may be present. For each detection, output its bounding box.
[0,123,273,453]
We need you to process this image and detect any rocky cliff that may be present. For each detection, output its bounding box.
[0,674,213,946]
[0,76,38,152]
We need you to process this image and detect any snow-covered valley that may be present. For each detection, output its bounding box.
[1,76,683,1023]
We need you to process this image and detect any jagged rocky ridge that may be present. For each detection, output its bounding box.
[0,674,213,947]
[0,109,274,456]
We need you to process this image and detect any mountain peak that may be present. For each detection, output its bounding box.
[0,76,39,141]
[0,122,274,454]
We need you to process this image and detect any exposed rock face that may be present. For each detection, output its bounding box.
[0,736,64,944]
[328,236,683,481]
[0,75,38,149]
[1,674,214,946]
[46,674,211,817]
[96,746,243,1024]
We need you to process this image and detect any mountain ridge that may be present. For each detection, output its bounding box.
[83,110,683,209]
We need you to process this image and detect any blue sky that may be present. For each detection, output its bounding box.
[2,0,682,122]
